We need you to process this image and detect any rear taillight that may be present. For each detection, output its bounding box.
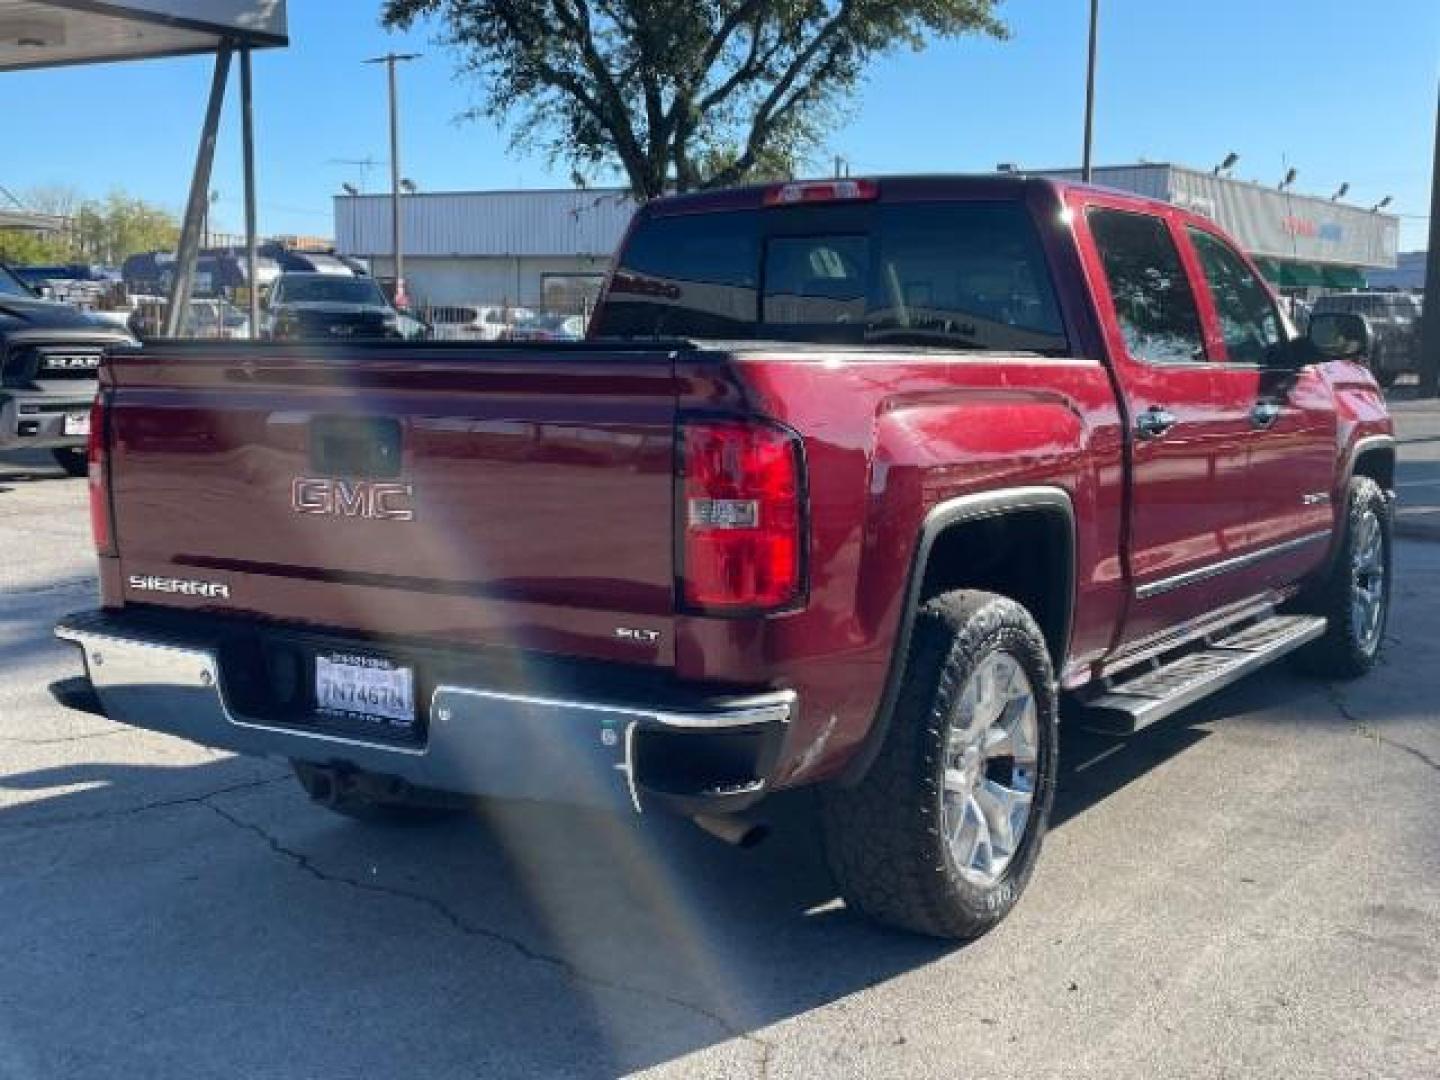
[680,420,805,612]
[87,393,115,555]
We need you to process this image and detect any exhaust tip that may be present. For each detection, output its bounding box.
[691,813,770,849]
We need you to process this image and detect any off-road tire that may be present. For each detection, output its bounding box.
[51,447,88,478]
[820,591,1059,940]
[1292,476,1393,679]
[291,761,467,825]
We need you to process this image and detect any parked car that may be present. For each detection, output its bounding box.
[424,304,487,341]
[1311,291,1421,387]
[11,263,113,289]
[264,273,405,340]
[0,260,134,475]
[121,250,280,299]
[421,304,538,341]
[57,175,1395,940]
[261,248,361,276]
[504,312,586,342]
[12,263,117,309]
[121,295,249,340]
[182,298,251,339]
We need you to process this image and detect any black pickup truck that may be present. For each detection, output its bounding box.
[0,261,133,475]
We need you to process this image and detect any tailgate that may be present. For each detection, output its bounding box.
[106,344,679,667]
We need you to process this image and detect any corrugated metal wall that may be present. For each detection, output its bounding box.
[1037,164,1172,201]
[365,254,610,307]
[335,189,637,259]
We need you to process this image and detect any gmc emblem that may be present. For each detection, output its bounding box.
[292,477,415,521]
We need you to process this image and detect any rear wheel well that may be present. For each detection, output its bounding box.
[1351,446,1395,491]
[918,509,1073,666]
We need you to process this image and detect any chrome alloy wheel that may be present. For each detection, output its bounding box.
[1351,507,1387,655]
[940,652,1039,887]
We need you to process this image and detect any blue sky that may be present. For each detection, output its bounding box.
[4,0,1437,248]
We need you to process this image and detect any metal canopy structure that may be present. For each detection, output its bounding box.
[0,1,285,69]
[0,207,64,231]
[0,1,288,335]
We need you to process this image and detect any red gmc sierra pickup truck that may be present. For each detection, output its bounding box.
[57,175,1395,939]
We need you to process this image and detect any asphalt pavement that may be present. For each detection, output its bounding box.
[1391,390,1440,540]
[1,426,1437,1080]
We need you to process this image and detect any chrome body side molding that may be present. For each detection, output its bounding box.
[1134,531,1331,601]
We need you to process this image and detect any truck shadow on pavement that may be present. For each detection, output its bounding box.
[0,449,69,487]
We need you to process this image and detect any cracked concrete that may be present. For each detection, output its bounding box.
[1321,677,1440,775]
[202,796,774,1060]
[2,444,1438,1079]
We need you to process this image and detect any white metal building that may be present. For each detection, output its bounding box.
[334,188,637,311]
[333,166,1402,310]
[1039,163,1400,291]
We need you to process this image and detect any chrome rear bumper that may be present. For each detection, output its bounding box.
[55,611,794,813]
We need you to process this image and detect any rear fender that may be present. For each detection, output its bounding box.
[838,486,1075,786]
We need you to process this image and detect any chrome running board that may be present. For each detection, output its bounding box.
[1080,613,1327,733]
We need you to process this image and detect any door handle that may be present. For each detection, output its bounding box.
[1136,406,1178,439]
[1251,401,1282,430]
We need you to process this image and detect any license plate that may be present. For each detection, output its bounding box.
[315,652,416,731]
[63,412,90,436]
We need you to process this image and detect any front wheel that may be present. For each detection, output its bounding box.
[51,447,88,478]
[820,591,1059,940]
[1293,476,1393,678]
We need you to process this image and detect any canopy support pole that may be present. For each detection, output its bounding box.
[240,44,260,339]
[165,42,233,337]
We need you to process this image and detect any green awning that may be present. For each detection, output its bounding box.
[1278,262,1326,287]
[1253,257,1284,284]
[1322,265,1366,289]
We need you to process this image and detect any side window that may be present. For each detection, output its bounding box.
[1188,229,1283,365]
[1088,209,1206,365]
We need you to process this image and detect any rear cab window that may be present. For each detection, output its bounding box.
[593,198,1068,354]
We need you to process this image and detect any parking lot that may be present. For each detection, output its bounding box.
[1,407,1438,1080]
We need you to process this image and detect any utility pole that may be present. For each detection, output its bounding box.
[1082,0,1099,183]
[364,52,419,308]
[1419,80,1440,398]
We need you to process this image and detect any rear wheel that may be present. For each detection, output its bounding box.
[820,591,1059,940]
[1293,476,1392,678]
[291,761,467,825]
[51,447,88,478]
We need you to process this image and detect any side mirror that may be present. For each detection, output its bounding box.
[1308,311,1372,361]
